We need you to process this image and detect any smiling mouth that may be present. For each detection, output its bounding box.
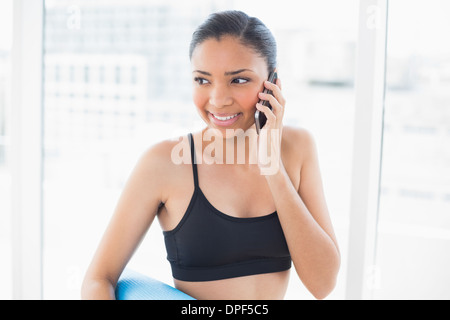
[211,113,241,121]
[208,112,243,127]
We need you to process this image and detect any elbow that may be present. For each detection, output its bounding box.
[80,278,92,300]
[81,275,116,300]
[305,255,341,300]
[80,277,97,300]
[309,276,338,300]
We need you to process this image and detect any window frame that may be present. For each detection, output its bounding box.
[11,0,44,299]
[345,0,388,299]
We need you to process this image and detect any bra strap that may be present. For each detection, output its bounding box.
[188,133,199,188]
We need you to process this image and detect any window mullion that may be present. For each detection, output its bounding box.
[345,0,388,300]
[11,0,44,300]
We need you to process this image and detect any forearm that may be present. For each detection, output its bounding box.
[81,277,116,300]
[265,165,340,299]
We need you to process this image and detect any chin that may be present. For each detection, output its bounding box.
[203,126,235,140]
[206,124,257,141]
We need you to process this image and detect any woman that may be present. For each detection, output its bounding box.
[82,10,340,300]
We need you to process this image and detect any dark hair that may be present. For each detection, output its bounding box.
[189,10,277,74]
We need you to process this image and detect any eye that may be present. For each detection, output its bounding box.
[231,78,249,84]
[194,77,209,85]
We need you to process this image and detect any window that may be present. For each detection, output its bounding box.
[0,0,13,300]
[373,0,450,299]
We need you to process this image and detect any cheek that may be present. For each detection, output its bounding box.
[192,89,208,112]
[235,88,260,111]
[192,85,262,112]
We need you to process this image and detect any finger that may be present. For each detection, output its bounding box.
[276,77,282,90]
[264,80,286,106]
[256,102,276,125]
[256,102,274,116]
[258,91,283,115]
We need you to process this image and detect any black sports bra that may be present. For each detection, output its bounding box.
[163,133,291,281]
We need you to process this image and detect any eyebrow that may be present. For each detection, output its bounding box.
[193,69,253,76]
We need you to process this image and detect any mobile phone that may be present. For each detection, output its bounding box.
[255,71,278,135]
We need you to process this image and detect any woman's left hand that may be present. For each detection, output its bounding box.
[255,76,286,175]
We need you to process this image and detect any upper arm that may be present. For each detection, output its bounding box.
[296,129,339,249]
[84,140,172,286]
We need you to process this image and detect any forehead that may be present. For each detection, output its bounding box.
[191,36,267,74]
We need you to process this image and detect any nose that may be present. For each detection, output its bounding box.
[209,85,233,108]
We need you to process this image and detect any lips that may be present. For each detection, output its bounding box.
[208,112,242,127]
[212,113,240,120]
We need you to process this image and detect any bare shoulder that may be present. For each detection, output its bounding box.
[279,126,318,189]
[282,125,316,144]
[138,135,191,175]
[140,137,181,165]
[282,126,318,164]
[137,135,192,201]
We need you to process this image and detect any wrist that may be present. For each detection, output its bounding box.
[262,160,286,183]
